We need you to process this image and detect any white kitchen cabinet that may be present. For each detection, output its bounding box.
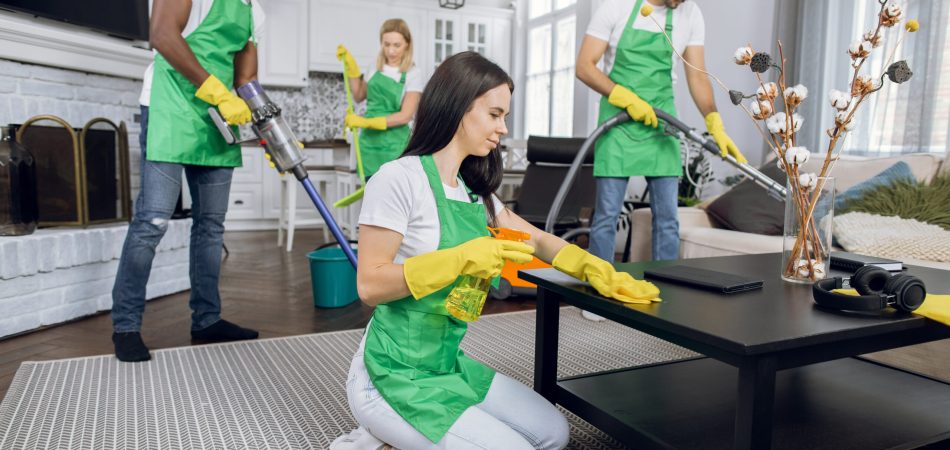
[226,145,349,231]
[258,0,310,87]
[310,0,384,73]
[427,10,511,73]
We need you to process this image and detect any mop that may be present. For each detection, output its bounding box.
[209,81,358,269]
[332,57,368,208]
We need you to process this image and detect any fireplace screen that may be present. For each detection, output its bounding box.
[13,115,131,227]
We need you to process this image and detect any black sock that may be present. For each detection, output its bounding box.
[113,332,151,362]
[191,319,259,343]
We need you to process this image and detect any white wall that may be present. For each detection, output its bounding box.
[672,0,777,168]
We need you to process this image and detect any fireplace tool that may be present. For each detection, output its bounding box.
[210,80,357,269]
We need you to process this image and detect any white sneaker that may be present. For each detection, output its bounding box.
[329,427,388,450]
[581,310,607,321]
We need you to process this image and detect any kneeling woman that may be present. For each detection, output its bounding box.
[347,52,661,449]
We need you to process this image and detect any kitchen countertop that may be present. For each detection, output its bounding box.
[241,139,349,149]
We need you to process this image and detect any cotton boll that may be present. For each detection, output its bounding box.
[784,146,810,165]
[791,113,804,132]
[812,262,826,278]
[829,89,851,110]
[798,172,817,189]
[849,40,872,59]
[734,46,754,65]
[784,84,808,107]
[756,82,778,101]
[766,112,787,134]
[750,100,772,119]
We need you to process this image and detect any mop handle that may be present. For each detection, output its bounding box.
[340,59,366,183]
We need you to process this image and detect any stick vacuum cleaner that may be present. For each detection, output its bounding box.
[209,80,358,269]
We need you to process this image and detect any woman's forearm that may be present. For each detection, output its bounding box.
[357,263,412,306]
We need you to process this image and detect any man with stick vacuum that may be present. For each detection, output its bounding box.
[111,0,265,362]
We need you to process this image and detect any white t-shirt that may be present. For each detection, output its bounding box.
[586,0,704,83]
[139,0,266,106]
[358,156,505,264]
[364,64,426,102]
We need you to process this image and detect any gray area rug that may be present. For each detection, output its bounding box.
[0,308,696,449]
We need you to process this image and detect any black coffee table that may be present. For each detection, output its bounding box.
[521,253,950,449]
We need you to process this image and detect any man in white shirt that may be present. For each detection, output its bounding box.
[577,0,745,320]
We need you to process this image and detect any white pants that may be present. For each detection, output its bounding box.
[345,336,570,450]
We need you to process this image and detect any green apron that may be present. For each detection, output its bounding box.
[147,0,252,167]
[360,70,411,179]
[363,155,496,443]
[595,0,681,177]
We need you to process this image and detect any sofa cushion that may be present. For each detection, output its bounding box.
[703,161,786,235]
[799,153,942,191]
[835,161,915,209]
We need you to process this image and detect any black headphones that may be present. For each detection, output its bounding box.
[812,265,927,312]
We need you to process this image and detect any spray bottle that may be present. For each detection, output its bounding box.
[445,227,531,322]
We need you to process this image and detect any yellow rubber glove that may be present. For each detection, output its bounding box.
[404,236,535,299]
[552,244,661,304]
[345,113,387,131]
[336,44,361,79]
[704,112,747,164]
[195,75,251,125]
[607,85,658,128]
[835,289,950,326]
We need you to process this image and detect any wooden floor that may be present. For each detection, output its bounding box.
[1,230,948,401]
[0,230,536,400]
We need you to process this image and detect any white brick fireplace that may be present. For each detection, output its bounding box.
[0,220,191,338]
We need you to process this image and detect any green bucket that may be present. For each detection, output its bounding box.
[307,245,358,308]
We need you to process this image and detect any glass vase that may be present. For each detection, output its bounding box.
[781,176,835,284]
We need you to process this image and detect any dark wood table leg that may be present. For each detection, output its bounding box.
[734,355,777,449]
[534,288,560,403]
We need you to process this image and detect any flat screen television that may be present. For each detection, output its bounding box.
[0,0,149,41]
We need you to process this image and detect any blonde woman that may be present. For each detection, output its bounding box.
[337,18,424,179]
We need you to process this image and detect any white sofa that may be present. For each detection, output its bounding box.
[629,153,948,270]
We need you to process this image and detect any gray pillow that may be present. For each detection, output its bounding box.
[704,161,786,235]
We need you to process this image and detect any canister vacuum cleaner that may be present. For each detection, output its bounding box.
[209,80,357,269]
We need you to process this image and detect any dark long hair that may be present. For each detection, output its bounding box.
[402,51,513,225]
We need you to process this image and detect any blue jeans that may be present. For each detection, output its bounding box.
[589,176,679,262]
[112,105,234,333]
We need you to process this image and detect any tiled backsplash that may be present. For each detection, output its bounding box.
[261,72,362,143]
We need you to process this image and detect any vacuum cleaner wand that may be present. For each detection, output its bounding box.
[210,80,357,269]
[651,109,787,202]
[544,110,786,235]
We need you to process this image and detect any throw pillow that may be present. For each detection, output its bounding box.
[835,161,915,210]
[704,160,786,235]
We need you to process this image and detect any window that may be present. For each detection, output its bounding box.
[434,18,455,65]
[525,0,576,137]
[841,1,950,156]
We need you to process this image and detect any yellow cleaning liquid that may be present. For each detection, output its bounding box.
[444,278,491,322]
[444,227,531,322]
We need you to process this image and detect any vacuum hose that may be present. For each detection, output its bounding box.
[544,110,787,234]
